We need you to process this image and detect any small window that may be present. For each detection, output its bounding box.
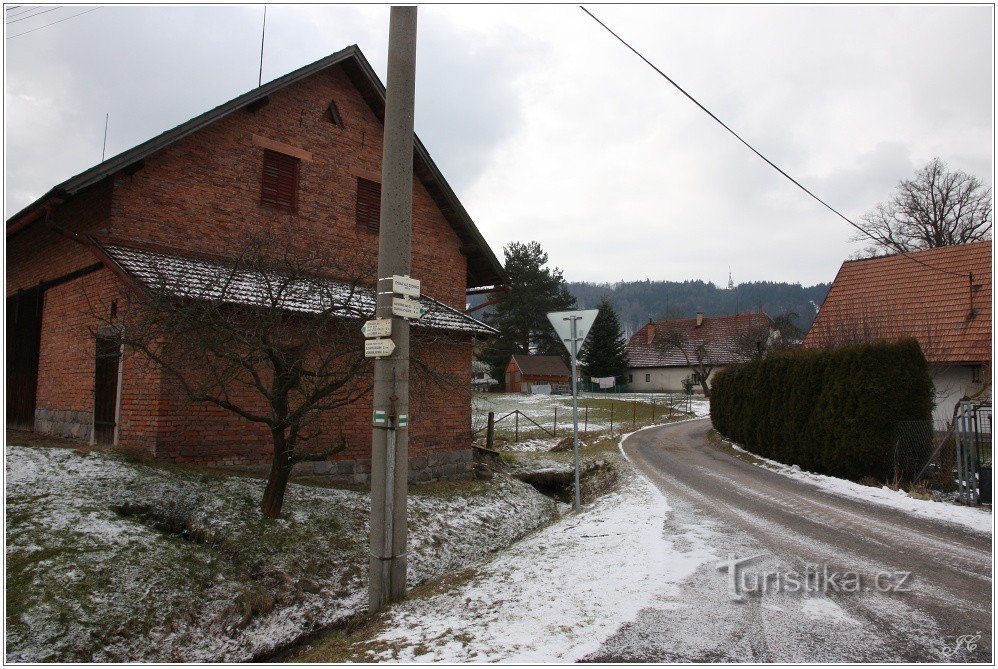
[327,101,344,127]
[260,149,300,213]
[972,366,982,384]
[356,178,381,233]
[645,373,651,383]
[628,374,633,383]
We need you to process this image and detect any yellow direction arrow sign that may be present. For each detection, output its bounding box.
[365,338,396,358]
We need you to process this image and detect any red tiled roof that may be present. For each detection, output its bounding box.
[627,312,773,368]
[510,354,570,377]
[803,241,992,364]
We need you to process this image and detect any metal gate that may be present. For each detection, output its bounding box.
[955,402,992,505]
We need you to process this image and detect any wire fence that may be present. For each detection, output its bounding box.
[472,393,700,446]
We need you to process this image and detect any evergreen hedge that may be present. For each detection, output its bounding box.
[710,339,933,482]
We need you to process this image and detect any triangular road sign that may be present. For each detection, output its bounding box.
[547,309,599,355]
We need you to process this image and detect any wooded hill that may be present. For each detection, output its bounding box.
[566,280,831,338]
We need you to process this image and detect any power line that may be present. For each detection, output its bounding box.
[6,6,64,24]
[5,5,56,20]
[5,5,98,39]
[579,6,966,279]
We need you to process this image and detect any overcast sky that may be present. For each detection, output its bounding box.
[5,4,994,287]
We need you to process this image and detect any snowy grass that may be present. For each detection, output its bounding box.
[299,429,716,663]
[711,432,993,535]
[473,392,709,446]
[5,443,557,662]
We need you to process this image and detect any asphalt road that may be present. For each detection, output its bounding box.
[585,418,993,663]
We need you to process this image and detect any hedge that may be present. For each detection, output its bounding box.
[710,339,933,482]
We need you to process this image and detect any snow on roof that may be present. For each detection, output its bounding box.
[803,241,991,364]
[97,242,498,337]
[627,312,773,368]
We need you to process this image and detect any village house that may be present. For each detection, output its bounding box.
[5,45,507,483]
[504,354,571,393]
[803,241,991,423]
[622,311,773,392]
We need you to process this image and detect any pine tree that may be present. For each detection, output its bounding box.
[481,241,577,381]
[579,296,630,380]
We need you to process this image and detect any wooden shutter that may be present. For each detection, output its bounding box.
[355,177,381,233]
[260,149,300,213]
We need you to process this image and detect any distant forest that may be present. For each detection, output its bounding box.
[566,280,831,338]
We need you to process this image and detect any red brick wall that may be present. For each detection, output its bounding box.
[6,180,112,296]
[152,332,472,466]
[106,63,467,309]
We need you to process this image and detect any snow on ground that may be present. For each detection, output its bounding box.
[332,432,716,663]
[723,440,992,535]
[5,444,556,662]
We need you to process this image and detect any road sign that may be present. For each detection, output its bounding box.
[390,275,420,298]
[547,309,599,354]
[362,318,392,338]
[392,296,427,320]
[365,338,396,358]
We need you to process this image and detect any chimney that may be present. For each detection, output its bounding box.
[696,311,704,327]
[646,322,655,344]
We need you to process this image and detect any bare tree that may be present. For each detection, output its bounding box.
[733,311,802,360]
[854,158,992,255]
[660,329,715,398]
[90,238,376,518]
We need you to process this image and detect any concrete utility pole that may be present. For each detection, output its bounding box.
[369,5,417,613]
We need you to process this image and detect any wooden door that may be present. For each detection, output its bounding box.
[6,287,44,429]
[93,335,121,445]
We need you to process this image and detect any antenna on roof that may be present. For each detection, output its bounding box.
[258,6,267,87]
[101,113,109,162]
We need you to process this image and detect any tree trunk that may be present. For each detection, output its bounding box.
[260,430,294,518]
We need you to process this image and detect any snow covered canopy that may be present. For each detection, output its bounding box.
[94,241,499,337]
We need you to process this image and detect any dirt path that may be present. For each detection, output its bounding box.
[586,419,993,662]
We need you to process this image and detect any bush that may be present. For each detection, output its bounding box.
[711,339,933,482]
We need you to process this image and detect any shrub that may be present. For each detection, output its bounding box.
[710,339,933,481]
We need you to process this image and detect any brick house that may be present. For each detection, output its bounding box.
[622,312,773,392]
[803,242,991,423]
[504,354,570,393]
[6,45,507,483]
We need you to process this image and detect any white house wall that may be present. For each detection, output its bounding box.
[623,366,726,393]
[931,363,986,424]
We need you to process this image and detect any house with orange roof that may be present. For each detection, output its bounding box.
[623,311,773,393]
[803,241,991,422]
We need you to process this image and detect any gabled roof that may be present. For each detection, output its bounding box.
[7,45,507,289]
[92,240,498,337]
[509,354,570,377]
[627,312,773,368]
[803,241,992,364]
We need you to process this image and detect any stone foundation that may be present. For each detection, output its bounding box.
[34,408,92,443]
[288,448,475,485]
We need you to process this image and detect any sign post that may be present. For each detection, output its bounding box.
[547,309,599,510]
[369,5,418,615]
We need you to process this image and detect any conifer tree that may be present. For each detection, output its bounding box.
[481,241,577,381]
[579,296,630,380]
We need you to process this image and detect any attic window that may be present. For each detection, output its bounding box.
[327,101,344,127]
[356,178,381,234]
[260,149,300,213]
